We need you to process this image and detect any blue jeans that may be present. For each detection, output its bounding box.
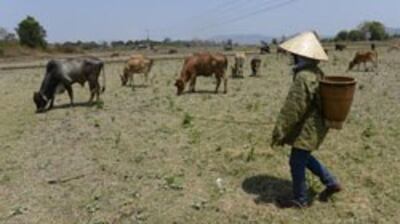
[290,148,338,204]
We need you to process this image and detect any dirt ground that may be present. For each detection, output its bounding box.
[0,48,399,224]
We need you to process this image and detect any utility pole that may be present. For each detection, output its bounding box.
[145,29,150,41]
[145,29,151,49]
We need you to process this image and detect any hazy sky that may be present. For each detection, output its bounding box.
[1,0,399,42]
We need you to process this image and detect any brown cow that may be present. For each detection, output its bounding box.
[348,51,378,71]
[388,44,400,52]
[120,54,154,86]
[276,47,287,58]
[250,57,262,76]
[175,52,228,95]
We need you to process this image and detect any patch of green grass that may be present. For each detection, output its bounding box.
[164,175,184,190]
[182,112,194,128]
[188,129,201,145]
[93,119,101,128]
[362,122,376,138]
[0,174,11,184]
[95,100,104,109]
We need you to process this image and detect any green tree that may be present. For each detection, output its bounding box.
[335,30,349,41]
[0,27,8,40]
[348,30,365,41]
[15,16,47,48]
[358,21,388,41]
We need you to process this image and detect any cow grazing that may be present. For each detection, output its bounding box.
[110,52,120,57]
[371,43,376,51]
[120,54,154,86]
[276,47,287,58]
[175,52,228,95]
[33,57,106,112]
[231,52,246,78]
[348,51,378,71]
[250,57,262,76]
[168,49,178,54]
[388,44,400,52]
[335,44,346,51]
[260,42,270,54]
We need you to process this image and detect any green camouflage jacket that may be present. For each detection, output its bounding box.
[271,67,328,151]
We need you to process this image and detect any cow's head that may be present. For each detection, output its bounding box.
[33,92,48,113]
[174,79,185,96]
[348,60,355,71]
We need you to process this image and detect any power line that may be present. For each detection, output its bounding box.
[156,0,274,38]
[194,0,300,35]
[208,0,281,21]
[192,0,286,33]
[153,0,299,39]
[156,0,245,34]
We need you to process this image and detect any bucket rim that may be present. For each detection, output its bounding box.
[320,76,356,85]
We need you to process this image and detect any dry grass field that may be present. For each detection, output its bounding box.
[0,47,399,224]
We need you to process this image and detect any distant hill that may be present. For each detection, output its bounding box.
[209,34,274,45]
[386,27,400,36]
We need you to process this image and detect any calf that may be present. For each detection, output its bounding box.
[250,57,262,76]
[33,56,106,112]
[120,54,154,86]
[348,51,378,71]
[175,52,228,95]
[231,52,246,78]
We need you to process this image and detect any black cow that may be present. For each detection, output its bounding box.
[371,43,376,51]
[335,44,346,51]
[260,41,270,54]
[33,57,106,112]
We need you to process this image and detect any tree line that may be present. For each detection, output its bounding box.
[334,21,395,42]
[1,16,400,54]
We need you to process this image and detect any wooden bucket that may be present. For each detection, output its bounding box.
[319,76,357,129]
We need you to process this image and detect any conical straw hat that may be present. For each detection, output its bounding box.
[279,31,328,61]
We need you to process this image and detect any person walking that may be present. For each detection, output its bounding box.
[271,31,342,208]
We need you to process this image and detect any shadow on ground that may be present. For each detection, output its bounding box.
[51,102,95,110]
[184,90,226,95]
[242,174,292,204]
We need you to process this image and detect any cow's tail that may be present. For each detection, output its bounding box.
[101,63,106,93]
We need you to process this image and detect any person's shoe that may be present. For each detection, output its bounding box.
[319,184,343,202]
[276,199,309,209]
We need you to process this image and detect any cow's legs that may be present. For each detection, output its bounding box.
[373,59,378,69]
[95,81,101,102]
[65,85,74,106]
[215,76,221,93]
[48,97,55,110]
[144,72,148,84]
[222,72,228,94]
[88,81,96,104]
[189,76,197,92]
